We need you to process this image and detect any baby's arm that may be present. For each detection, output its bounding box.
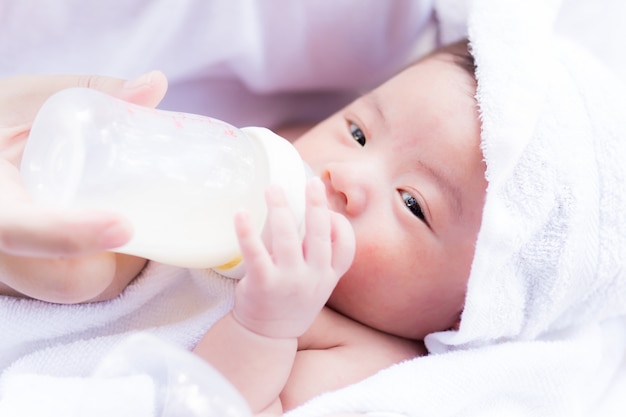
[193,178,355,414]
[281,307,427,410]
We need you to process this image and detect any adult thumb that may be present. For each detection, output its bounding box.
[0,71,168,128]
[60,70,168,108]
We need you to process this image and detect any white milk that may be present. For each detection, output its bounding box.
[79,182,267,268]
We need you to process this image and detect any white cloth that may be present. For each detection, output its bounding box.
[0,262,235,372]
[287,0,626,416]
[0,263,237,416]
[0,0,434,127]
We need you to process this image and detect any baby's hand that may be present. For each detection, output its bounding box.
[232,177,355,339]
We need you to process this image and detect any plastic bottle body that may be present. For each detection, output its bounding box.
[94,333,252,417]
[21,88,306,271]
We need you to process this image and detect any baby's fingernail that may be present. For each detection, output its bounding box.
[123,71,156,90]
[309,176,324,189]
[100,221,132,249]
[265,184,287,204]
[307,177,327,205]
[308,176,326,193]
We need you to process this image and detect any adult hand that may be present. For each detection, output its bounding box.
[0,71,168,258]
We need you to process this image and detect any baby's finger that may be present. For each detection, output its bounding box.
[265,185,302,268]
[234,211,272,277]
[329,212,356,277]
[303,177,332,269]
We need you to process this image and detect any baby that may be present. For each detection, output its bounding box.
[196,38,486,414]
[0,40,486,415]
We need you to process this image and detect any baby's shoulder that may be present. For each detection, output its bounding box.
[282,307,425,407]
[298,307,426,359]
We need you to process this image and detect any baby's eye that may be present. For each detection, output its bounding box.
[349,122,366,146]
[401,191,427,224]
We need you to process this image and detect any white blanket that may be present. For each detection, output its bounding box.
[0,263,238,416]
[2,0,626,416]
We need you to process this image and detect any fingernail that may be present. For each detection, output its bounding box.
[123,71,155,90]
[265,184,287,205]
[307,177,327,205]
[308,176,325,194]
[100,221,132,249]
[309,176,324,188]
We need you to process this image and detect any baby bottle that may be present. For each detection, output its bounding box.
[94,333,252,417]
[20,87,309,278]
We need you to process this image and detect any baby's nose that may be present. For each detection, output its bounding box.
[322,164,370,217]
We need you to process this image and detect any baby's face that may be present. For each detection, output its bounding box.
[293,53,487,340]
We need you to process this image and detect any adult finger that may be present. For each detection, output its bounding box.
[72,70,168,107]
[0,208,132,258]
[0,71,168,128]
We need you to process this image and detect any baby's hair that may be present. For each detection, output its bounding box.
[412,39,476,86]
[425,39,477,98]
[434,39,476,83]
